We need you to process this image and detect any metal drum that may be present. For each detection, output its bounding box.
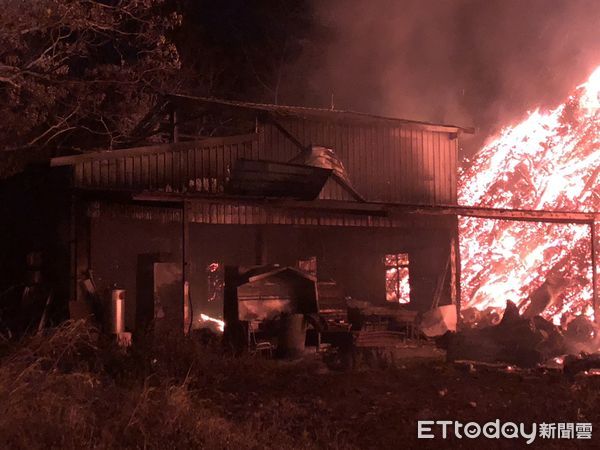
[109,289,126,334]
[277,313,307,358]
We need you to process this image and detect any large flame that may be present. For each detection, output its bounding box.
[459,66,600,325]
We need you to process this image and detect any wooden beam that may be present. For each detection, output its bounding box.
[268,117,306,152]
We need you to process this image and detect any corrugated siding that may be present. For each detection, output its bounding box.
[259,120,457,204]
[73,135,259,194]
[87,200,451,229]
[72,119,458,205]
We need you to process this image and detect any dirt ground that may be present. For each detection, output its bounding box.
[1,324,599,449]
[206,352,600,449]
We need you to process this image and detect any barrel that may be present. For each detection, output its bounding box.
[277,314,307,358]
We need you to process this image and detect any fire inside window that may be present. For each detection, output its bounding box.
[385,253,410,304]
[207,262,224,303]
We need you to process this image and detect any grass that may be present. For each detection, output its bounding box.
[1,321,600,449]
[0,321,335,449]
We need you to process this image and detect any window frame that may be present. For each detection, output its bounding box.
[384,253,411,304]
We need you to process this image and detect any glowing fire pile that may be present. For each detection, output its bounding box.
[459,66,600,325]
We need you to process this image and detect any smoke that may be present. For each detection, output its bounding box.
[306,0,600,155]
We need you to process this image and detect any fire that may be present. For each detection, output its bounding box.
[199,313,225,332]
[459,66,600,325]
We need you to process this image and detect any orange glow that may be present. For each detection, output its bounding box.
[459,66,599,325]
[385,253,411,304]
[199,313,225,332]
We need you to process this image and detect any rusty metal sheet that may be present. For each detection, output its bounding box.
[226,159,332,200]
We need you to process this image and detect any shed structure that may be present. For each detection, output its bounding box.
[51,97,474,333]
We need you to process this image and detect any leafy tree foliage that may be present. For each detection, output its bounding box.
[0,0,181,153]
[0,0,321,169]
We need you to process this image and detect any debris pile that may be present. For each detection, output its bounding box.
[438,301,599,369]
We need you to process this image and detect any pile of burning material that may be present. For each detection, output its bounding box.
[439,301,600,368]
[564,353,600,378]
[459,65,600,326]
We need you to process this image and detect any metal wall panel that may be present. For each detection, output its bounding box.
[258,119,457,205]
[87,200,454,230]
[72,135,259,194]
[71,119,458,205]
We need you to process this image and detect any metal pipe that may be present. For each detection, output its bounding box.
[109,289,126,334]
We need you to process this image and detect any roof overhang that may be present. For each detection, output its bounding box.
[168,94,475,135]
[126,192,598,225]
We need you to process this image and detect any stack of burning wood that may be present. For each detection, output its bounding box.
[437,301,600,371]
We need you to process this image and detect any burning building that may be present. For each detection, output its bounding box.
[44,96,471,340]
[1,70,597,352]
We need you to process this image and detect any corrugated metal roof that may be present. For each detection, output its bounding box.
[169,94,474,134]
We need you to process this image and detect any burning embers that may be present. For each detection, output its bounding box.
[459,66,600,325]
[198,313,225,333]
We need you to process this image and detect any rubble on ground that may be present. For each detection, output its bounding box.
[437,301,600,370]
